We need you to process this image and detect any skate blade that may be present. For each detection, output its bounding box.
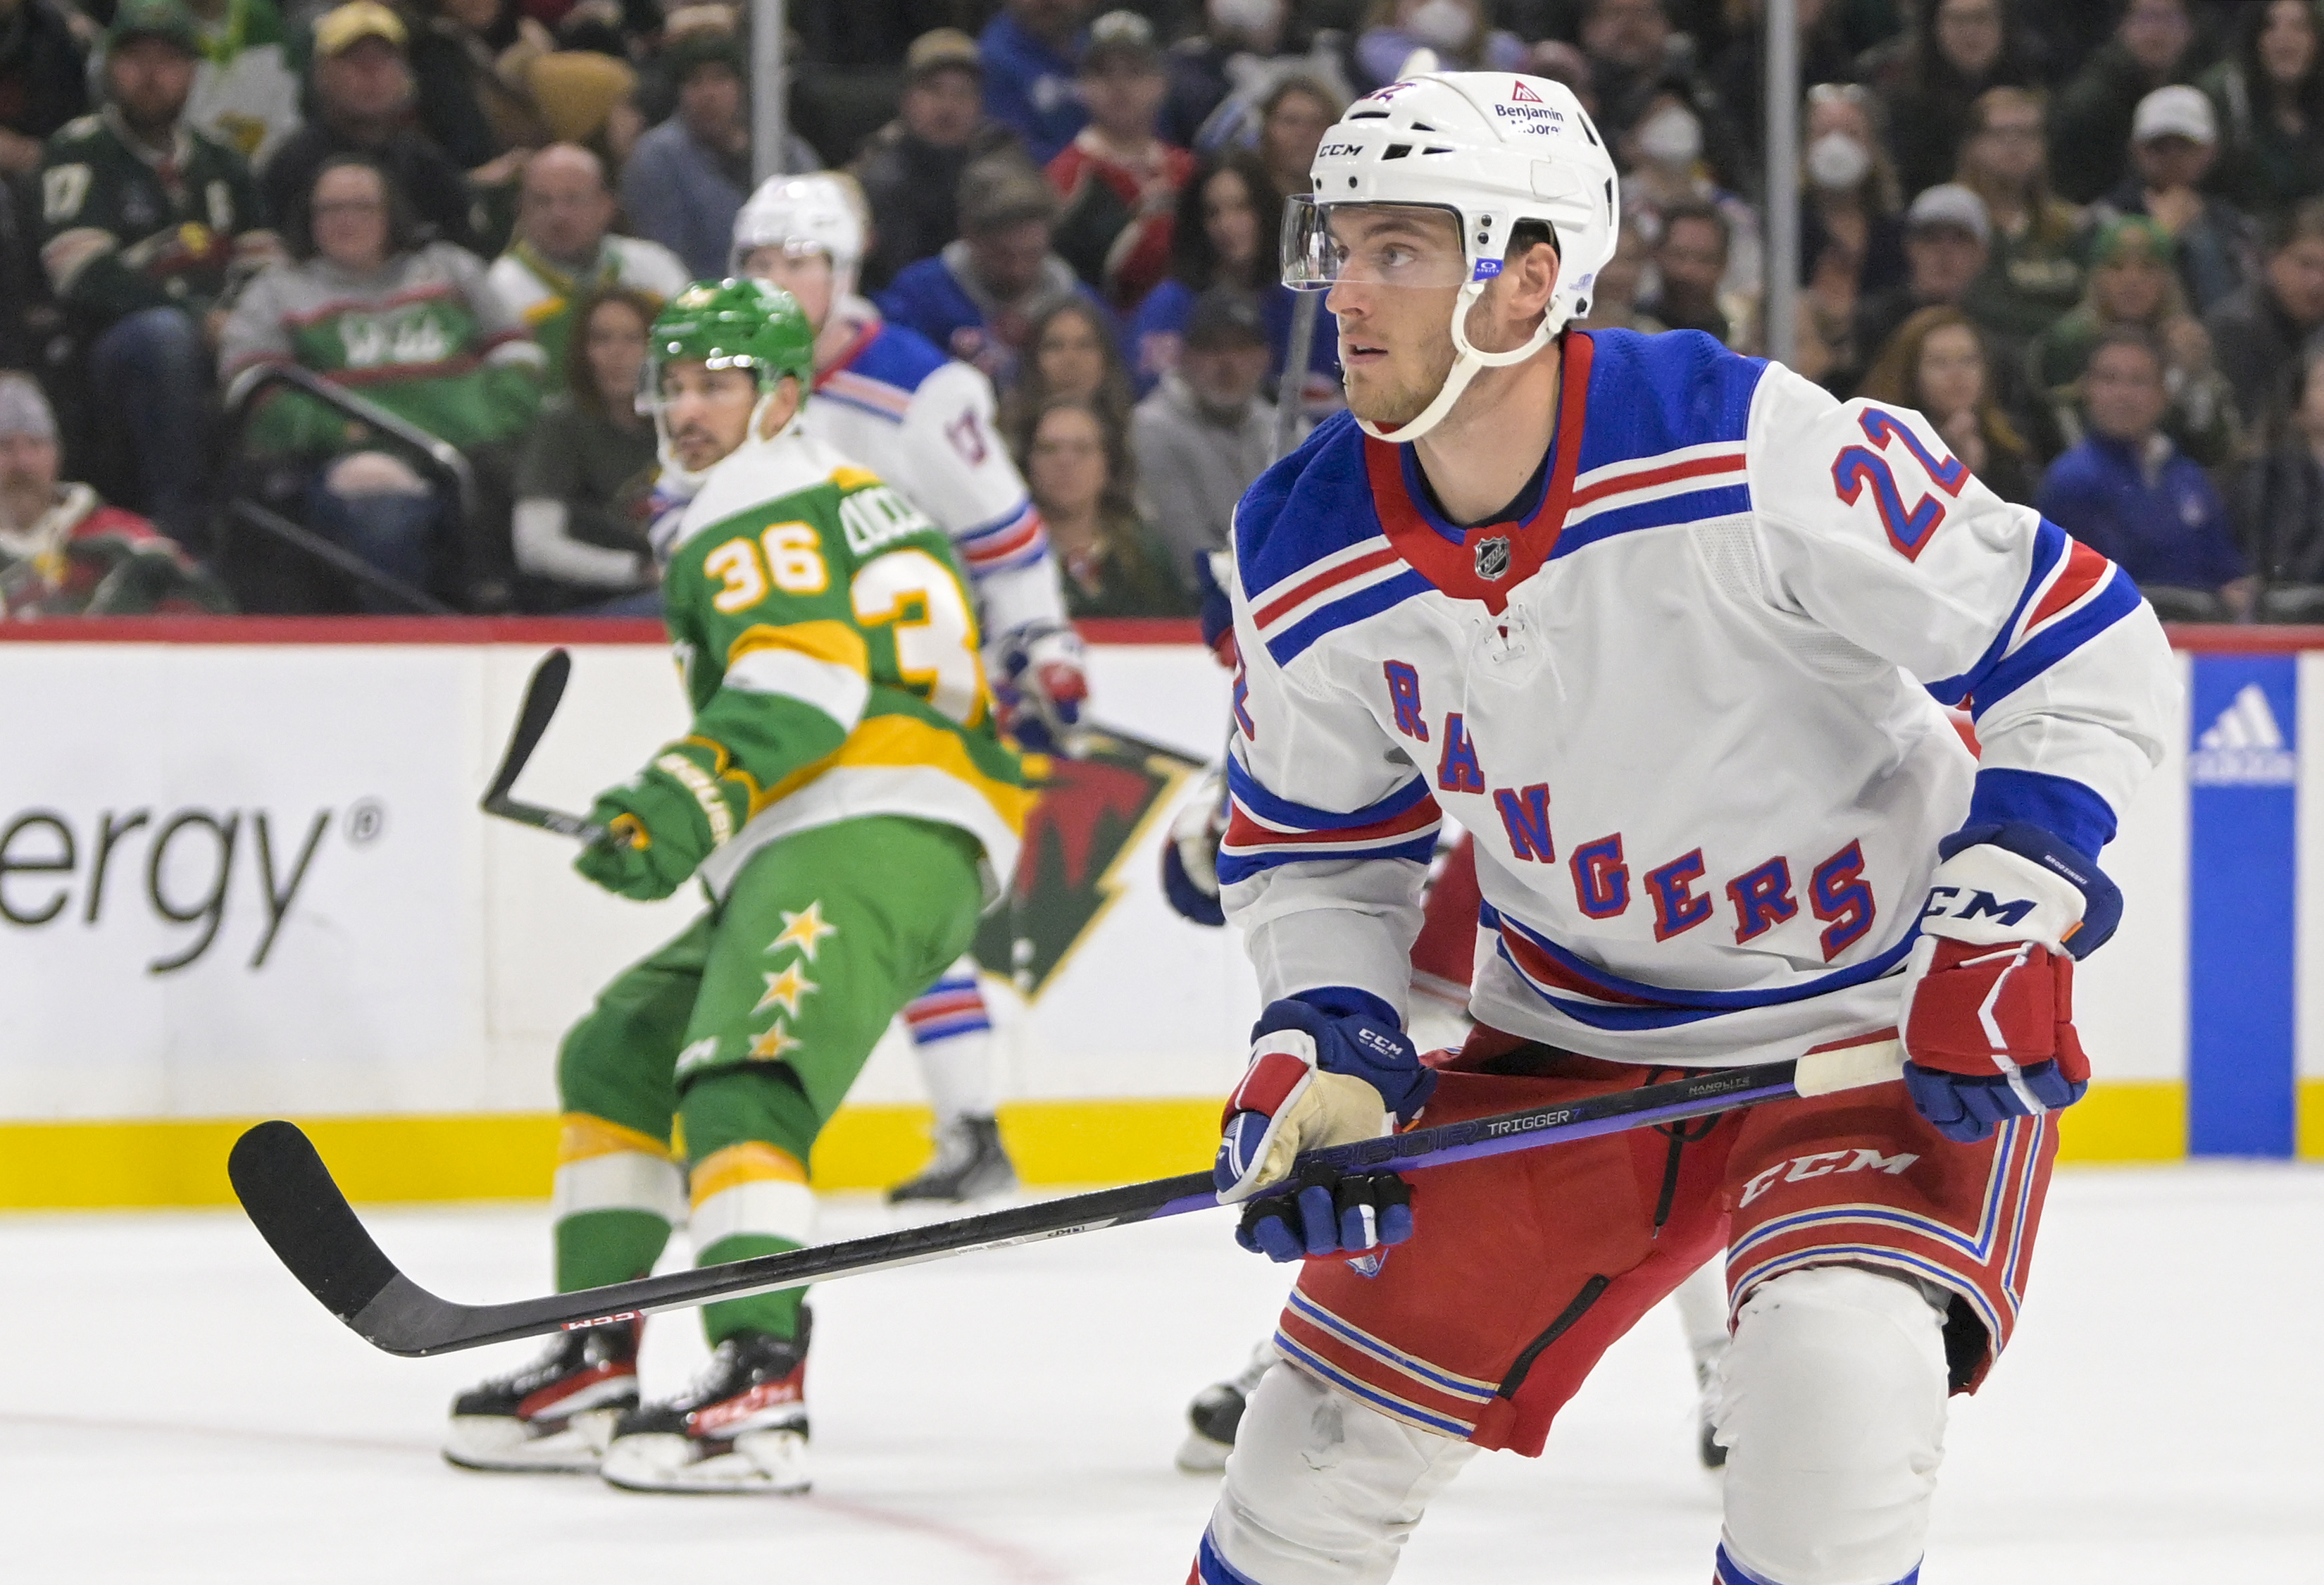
[600,1429,811,1494]
[1174,1428,1232,1474]
[443,1407,624,1474]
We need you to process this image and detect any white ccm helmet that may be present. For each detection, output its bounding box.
[1289,72,1618,442]
[730,172,867,298]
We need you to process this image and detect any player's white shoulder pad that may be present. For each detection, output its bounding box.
[674,432,849,548]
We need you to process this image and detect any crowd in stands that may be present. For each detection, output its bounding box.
[6,0,2324,621]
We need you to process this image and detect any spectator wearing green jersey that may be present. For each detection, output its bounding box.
[221,154,544,609]
[38,0,280,550]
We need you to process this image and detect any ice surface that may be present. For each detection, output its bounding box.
[1,1164,2318,1583]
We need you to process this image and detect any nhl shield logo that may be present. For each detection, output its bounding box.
[1474,535,1513,580]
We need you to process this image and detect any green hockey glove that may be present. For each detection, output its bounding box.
[574,738,756,901]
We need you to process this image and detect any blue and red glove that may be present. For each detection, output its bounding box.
[1899,822,2120,1143]
[1214,993,1437,1262]
[989,622,1089,754]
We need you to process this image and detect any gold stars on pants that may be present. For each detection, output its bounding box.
[768,900,838,962]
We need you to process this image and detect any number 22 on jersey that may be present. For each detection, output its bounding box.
[1831,408,1968,561]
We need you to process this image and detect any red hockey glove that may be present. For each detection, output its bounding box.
[1898,823,2118,1143]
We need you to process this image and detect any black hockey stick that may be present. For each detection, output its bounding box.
[479,647,623,845]
[227,1040,1900,1358]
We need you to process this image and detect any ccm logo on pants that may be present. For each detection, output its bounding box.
[1739,1148,1920,1207]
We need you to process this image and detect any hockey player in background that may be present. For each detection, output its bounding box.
[732,172,1089,1205]
[444,280,1029,1492]
[1192,73,2175,1585]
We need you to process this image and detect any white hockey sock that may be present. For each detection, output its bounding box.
[1714,1266,1950,1585]
[1671,1257,1732,1373]
[1200,1360,1477,1585]
[904,962,999,1124]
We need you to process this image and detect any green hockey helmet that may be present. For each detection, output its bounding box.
[641,277,814,412]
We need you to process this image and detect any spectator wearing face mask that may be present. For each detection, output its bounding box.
[1580,0,1691,151]
[1797,84,1906,392]
[2048,0,2201,206]
[1623,81,1761,311]
[1047,11,1194,311]
[1713,0,1884,178]
[2089,86,2260,317]
[1131,287,1284,571]
[1354,0,1524,93]
[2037,325,2251,621]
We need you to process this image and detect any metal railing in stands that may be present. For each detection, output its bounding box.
[220,362,481,616]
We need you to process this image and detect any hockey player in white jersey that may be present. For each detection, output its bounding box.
[1190,73,2175,1585]
[732,173,1089,1202]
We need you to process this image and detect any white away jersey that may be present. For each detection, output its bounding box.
[801,302,1068,640]
[1221,328,2177,1067]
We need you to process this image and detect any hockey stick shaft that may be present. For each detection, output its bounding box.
[229,1040,1900,1358]
[478,647,623,845]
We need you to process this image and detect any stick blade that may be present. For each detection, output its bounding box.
[228,1121,402,1326]
[483,648,571,807]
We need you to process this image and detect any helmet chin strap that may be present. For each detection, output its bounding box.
[1356,282,1570,445]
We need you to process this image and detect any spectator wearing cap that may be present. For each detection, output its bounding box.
[1953,86,2087,361]
[2091,85,2259,316]
[1851,183,1994,397]
[1356,0,1525,95]
[2048,0,2199,206]
[851,30,1025,295]
[2205,198,2324,436]
[2037,326,2251,621]
[619,32,759,280]
[264,2,481,252]
[489,142,686,385]
[2201,0,2324,221]
[1048,11,1194,311]
[0,370,230,616]
[1131,286,1282,572]
[980,0,1091,168]
[39,0,280,550]
[877,155,1104,386]
[2030,214,2239,469]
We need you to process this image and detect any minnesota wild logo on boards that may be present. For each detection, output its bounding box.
[973,726,1201,996]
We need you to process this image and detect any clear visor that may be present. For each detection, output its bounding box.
[1280,195,1476,291]
[736,237,833,273]
[635,352,773,416]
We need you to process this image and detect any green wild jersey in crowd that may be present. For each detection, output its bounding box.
[661,429,1032,898]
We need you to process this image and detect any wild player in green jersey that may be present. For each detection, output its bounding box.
[443,279,1030,1493]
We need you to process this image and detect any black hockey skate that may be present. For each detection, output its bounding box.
[599,1317,811,1493]
[1175,1341,1275,1473]
[886,1114,1017,1205]
[444,1318,640,1472]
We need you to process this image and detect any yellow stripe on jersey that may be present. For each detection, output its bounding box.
[828,466,880,492]
[749,712,1036,835]
[689,1140,808,1207]
[727,619,870,678]
[557,1112,675,1165]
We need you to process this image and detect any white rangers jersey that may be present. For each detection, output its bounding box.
[1221,329,2178,1067]
[801,298,1069,642]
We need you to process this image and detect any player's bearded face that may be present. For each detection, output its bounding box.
[1320,208,1466,429]
[661,363,761,471]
